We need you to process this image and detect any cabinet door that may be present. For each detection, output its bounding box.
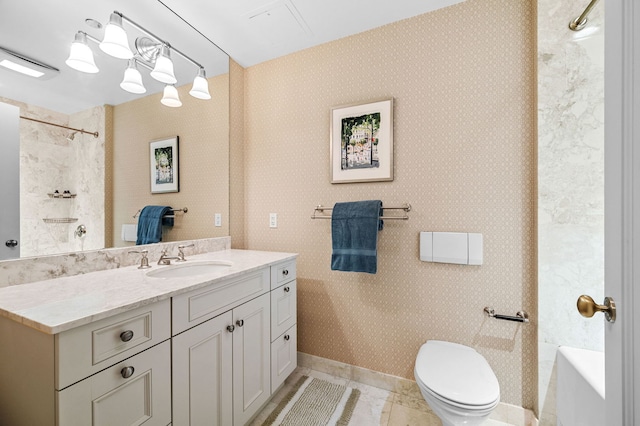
[232,293,271,426]
[271,325,297,393]
[173,311,233,426]
[57,340,171,426]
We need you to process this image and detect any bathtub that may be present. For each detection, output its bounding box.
[556,346,605,426]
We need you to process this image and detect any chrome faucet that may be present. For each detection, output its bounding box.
[157,249,181,265]
[176,244,195,262]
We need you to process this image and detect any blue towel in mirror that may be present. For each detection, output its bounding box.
[331,200,383,274]
[136,206,173,245]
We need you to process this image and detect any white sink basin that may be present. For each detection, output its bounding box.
[146,260,233,278]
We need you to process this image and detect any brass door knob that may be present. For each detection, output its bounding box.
[577,295,616,323]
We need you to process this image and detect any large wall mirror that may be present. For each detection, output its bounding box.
[0,0,230,260]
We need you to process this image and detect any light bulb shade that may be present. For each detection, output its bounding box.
[189,68,211,100]
[99,13,133,59]
[150,45,177,84]
[161,85,182,107]
[120,59,146,94]
[66,32,99,73]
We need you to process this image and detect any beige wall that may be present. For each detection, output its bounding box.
[230,59,246,249]
[240,0,537,409]
[112,74,229,246]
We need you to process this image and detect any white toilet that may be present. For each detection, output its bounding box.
[414,340,500,426]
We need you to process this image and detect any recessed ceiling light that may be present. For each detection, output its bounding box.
[85,18,103,29]
[0,59,44,78]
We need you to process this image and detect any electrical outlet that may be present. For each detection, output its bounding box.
[214,213,222,227]
[269,213,277,228]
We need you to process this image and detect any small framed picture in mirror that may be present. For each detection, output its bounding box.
[150,136,179,193]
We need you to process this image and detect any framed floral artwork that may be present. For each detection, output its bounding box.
[150,136,179,193]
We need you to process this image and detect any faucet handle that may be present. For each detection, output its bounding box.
[177,244,195,262]
[129,250,151,269]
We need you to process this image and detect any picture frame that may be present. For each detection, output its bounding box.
[150,136,179,193]
[330,98,394,183]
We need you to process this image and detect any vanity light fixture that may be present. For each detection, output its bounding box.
[65,10,211,107]
[161,85,182,108]
[120,59,146,94]
[65,32,99,74]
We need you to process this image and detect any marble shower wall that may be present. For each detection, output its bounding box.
[537,0,604,422]
[0,97,106,257]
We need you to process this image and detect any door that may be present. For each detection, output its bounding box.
[0,102,20,260]
[172,311,233,426]
[233,293,270,426]
[603,0,638,423]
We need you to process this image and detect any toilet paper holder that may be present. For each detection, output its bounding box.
[484,307,529,323]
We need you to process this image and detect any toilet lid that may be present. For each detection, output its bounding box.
[415,340,500,407]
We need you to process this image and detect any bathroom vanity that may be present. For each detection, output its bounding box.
[0,249,297,426]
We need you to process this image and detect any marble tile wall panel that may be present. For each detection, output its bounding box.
[537,0,605,421]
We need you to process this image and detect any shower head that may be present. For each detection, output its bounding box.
[569,0,601,31]
[66,131,77,141]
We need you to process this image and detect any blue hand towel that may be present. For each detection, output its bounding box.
[331,200,383,274]
[136,206,173,245]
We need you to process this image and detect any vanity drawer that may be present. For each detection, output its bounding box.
[57,340,171,426]
[172,267,270,335]
[270,260,296,289]
[271,280,296,341]
[55,299,171,390]
[271,324,297,393]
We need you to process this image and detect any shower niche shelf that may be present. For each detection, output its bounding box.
[42,218,79,224]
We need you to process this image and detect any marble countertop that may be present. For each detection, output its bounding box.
[0,249,297,334]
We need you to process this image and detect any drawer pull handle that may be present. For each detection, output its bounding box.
[121,366,135,379]
[236,319,244,327]
[284,286,290,293]
[284,335,290,341]
[120,330,134,342]
[227,325,235,333]
[282,269,289,276]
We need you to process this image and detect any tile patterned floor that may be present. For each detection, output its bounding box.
[251,366,515,426]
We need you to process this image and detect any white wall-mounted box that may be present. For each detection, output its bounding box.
[420,232,483,265]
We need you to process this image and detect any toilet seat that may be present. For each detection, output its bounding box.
[414,340,500,409]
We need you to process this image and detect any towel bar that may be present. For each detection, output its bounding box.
[311,204,411,220]
[133,207,188,219]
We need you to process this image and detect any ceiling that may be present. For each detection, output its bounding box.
[0,0,463,114]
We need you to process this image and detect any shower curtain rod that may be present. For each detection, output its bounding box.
[569,0,601,31]
[19,115,99,138]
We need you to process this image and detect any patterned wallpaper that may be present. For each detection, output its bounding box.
[239,0,537,409]
[111,74,229,247]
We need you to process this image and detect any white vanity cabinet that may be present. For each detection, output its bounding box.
[0,299,172,426]
[172,265,279,426]
[0,252,297,426]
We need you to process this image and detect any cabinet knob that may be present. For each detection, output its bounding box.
[284,286,290,293]
[120,330,134,342]
[282,269,289,276]
[121,366,135,379]
[236,319,244,327]
[5,240,18,248]
[284,335,290,341]
[227,325,235,333]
